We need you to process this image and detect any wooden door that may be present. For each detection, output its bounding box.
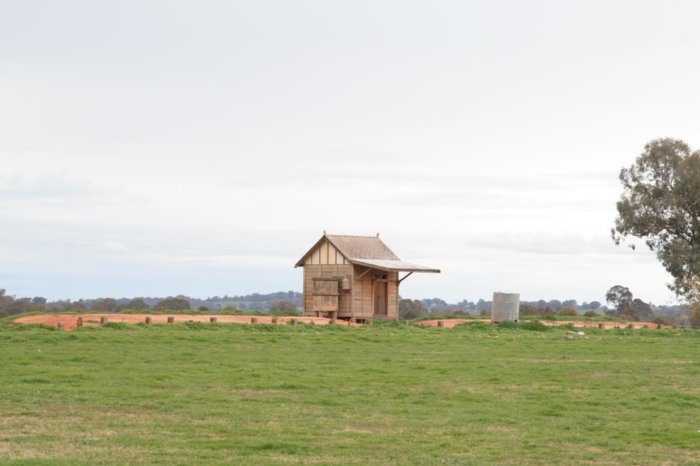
[374,279,387,316]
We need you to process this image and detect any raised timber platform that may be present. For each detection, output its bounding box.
[13,314,364,330]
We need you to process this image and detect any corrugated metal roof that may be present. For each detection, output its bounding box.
[347,258,440,273]
[325,235,399,260]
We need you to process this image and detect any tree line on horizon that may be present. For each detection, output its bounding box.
[0,290,302,317]
[1,287,696,327]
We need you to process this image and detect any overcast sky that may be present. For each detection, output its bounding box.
[2,1,699,304]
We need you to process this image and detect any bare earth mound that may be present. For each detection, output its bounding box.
[416,319,670,329]
[14,314,362,330]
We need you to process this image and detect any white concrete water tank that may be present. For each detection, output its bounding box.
[491,292,520,322]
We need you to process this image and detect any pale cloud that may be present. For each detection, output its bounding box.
[0,172,100,200]
[464,232,642,257]
[1,0,697,304]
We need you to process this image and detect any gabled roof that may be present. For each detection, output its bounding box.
[295,233,440,273]
[295,234,397,267]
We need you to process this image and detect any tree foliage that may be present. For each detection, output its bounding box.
[92,298,122,312]
[605,285,655,321]
[154,297,191,311]
[125,298,149,310]
[269,300,298,312]
[605,285,633,313]
[689,303,700,328]
[613,138,700,300]
[520,303,554,316]
[623,298,654,322]
[399,299,426,320]
[0,289,46,317]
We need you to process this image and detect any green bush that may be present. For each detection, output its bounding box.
[518,320,549,331]
[497,320,518,329]
[457,321,491,331]
[496,320,549,331]
[102,322,132,330]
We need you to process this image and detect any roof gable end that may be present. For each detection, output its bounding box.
[294,233,399,267]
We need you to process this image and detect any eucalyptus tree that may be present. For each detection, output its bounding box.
[613,138,700,301]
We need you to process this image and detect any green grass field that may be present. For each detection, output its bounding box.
[1,321,698,465]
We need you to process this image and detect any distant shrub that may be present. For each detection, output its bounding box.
[583,310,598,317]
[558,307,578,317]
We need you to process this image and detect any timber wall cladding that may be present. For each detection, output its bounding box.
[312,278,338,312]
[388,271,398,317]
[352,265,374,318]
[304,240,348,266]
[303,260,352,315]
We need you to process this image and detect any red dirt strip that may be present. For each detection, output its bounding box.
[14,314,362,330]
[416,319,670,329]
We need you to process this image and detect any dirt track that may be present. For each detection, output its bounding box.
[14,314,362,330]
[416,319,669,329]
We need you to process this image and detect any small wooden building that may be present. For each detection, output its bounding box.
[295,233,440,322]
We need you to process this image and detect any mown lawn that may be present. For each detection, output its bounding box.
[0,321,698,465]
